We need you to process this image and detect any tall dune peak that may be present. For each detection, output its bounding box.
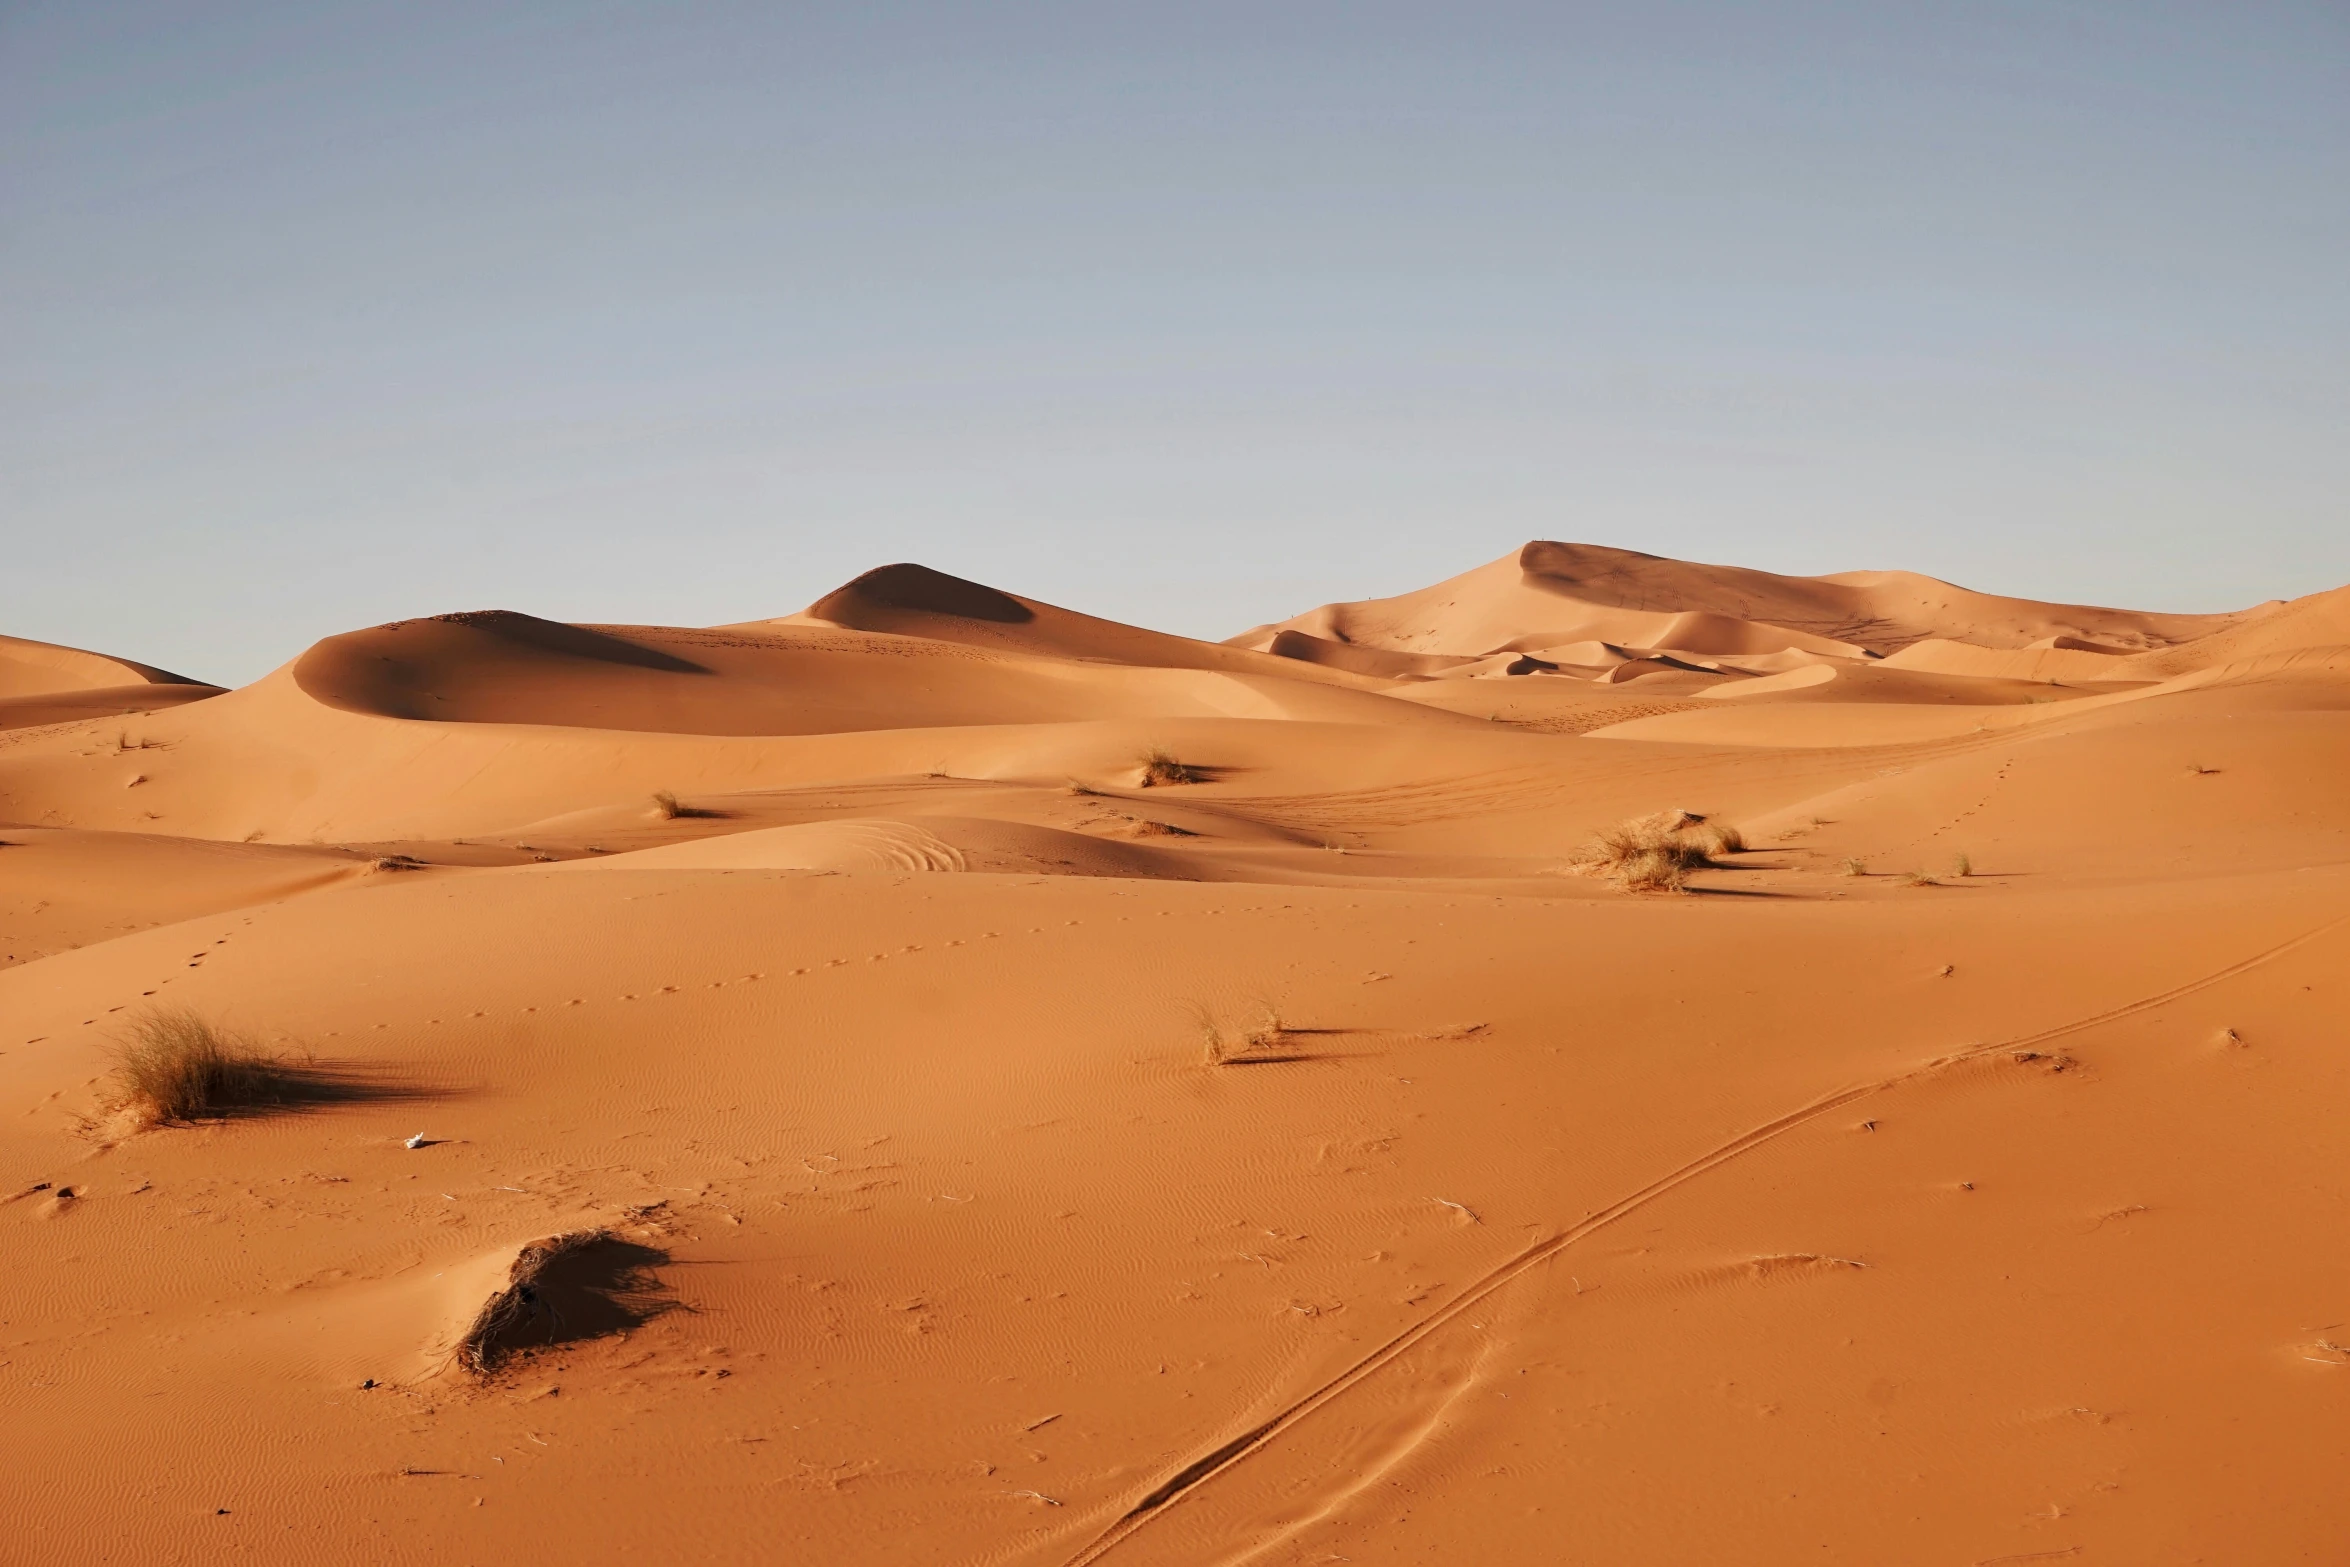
[804,563,1037,626]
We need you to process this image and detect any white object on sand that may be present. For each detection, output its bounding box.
[405,1134,429,1150]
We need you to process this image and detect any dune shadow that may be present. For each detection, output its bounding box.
[467,1237,678,1372]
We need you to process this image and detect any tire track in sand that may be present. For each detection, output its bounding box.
[1054,910,2350,1565]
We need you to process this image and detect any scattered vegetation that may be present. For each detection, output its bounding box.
[1131,819,1197,838]
[1565,810,1744,893]
[1138,747,1204,787]
[1950,851,1973,877]
[649,790,722,820]
[370,853,426,872]
[1900,870,1941,888]
[1840,857,1869,877]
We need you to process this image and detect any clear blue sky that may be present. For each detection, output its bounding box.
[5,2,2345,684]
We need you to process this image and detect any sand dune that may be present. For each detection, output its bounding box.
[0,630,209,698]
[0,631,223,731]
[4,548,2346,1565]
[1236,540,2261,663]
[765,561,1391,690]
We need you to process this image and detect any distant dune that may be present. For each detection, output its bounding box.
[4,544,2345,1566]
[1233,539,2260,666]
[0,631,222,731]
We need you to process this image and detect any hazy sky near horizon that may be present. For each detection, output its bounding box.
[5,2,2346,684]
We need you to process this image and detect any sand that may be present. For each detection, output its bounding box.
[3,547,2345,1564]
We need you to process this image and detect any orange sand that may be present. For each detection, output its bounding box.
[4,545,2345,1564]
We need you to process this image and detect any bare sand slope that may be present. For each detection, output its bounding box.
[3,553,2346,1566]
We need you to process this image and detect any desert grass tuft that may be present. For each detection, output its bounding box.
[1900,870,1941,888]
[110,1010,292,1125]
[1194,1000,1292,1064]
[1565,811,1732,893]
[1840,857,1868,877]
[649,789,721,820]
[1138,747,1204,787]
[1950,851,1972,877]
[1243,1000,1291,1052]
[1191,1003,1235,1065]
[1691,820,1746,856]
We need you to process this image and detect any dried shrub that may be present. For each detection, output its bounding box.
[1138,747,1203,787]
[1565,811,1734,893]
[455,1230,673,1375]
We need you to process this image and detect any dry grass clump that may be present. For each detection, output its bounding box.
[1138,747,1204,787]
[370,853,426,872]
[1195,1001,1292,1065]
[1695,821,1745,855]
[649,789,721,820]
[110,1010,292,1125]
[1900,870,1941,888]
[1950,851,1972,877]
[1840,857,1869,877]
[1566,810,1741,893]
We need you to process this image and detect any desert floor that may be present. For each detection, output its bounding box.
[4,543,2346,1565]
